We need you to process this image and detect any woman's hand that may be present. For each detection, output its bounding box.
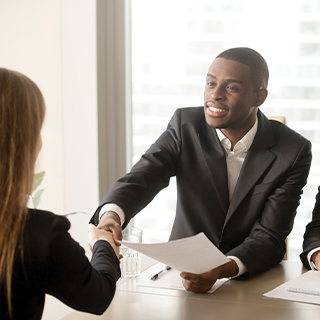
[88,224,120,258]
[97,211,122,245]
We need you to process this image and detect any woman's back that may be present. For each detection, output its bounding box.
[0,209,120,319]
[0,68,121,319]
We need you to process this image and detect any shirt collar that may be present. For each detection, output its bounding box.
[216,116,258,152]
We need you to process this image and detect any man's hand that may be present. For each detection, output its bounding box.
[180,268,220,293]
[97,210,122,245]
[180,260,238,293]
[311,250,320,270]
[88,224,120,258]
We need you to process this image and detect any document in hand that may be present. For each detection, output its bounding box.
[264,271,320,305]
[137,262,229,293]
[118,232,230,274]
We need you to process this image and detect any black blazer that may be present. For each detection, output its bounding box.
[91,107,311,276]
[0,209,120,320]
[300,186,320,269]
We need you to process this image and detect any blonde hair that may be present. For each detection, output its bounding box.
[0,68,45,318]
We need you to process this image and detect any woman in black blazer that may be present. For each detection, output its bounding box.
[0,68,121,319]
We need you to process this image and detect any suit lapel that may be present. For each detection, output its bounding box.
[225,111,277,224]
[198,118,229,214]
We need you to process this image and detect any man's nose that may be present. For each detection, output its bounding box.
[210,86,224,101]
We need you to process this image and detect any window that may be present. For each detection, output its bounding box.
[130,0,320,260]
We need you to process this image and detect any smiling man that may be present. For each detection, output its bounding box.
[91,47,312,293]
[204,56,267,147]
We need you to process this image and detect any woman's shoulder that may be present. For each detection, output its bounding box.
[27,208,71,233]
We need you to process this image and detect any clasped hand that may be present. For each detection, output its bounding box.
[88,224,120,259]
[88,210,123,260]
[97,210,123,243]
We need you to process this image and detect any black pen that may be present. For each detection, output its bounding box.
[150,266,172,281]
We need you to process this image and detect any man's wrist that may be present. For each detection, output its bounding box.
[217,259,239,279]
[311,250,320,270]
[307,248,320,270]
[100,210,121,225]
[227,256,247,278]
[99,203,125,225]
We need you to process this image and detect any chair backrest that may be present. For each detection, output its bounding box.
[267,116,287,125]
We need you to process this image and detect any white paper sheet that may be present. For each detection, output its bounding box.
[118,232,230,274]
[263,271,320,305]
[137,262,229,293]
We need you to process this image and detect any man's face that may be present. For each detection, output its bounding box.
[204,58,264,135]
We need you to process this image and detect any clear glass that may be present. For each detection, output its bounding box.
[120,228,143,277]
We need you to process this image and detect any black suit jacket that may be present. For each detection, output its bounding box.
[300,186,320,269]
[0,209,120,320]
[91,107,311,276]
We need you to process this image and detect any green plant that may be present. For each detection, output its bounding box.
[63,211,87,217]
[32,171,87,216]
[32,171,45,208]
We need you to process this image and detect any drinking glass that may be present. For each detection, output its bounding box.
[120,227,143,277]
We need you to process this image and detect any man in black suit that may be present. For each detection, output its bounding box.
[91,47,312,292]
[300,187,320,270]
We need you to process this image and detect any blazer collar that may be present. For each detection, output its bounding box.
[198,115,229,214]
[225,110,277,223]
[198,109,277,218]
[216,115,258,154]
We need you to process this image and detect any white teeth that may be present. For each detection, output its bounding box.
[209,106,225,113]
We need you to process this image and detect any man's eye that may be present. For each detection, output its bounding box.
[207,82,215,86]
[227,85,237,91]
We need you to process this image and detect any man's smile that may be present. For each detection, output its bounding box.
[205,101,228,117]
[208,106,226,113]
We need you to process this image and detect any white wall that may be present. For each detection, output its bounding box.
[61,0,99,241]
[0,1,99,318]
[0,0,99,244]
[0,0,65,211]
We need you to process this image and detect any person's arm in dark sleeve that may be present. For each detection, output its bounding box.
[46,215,120,315]
[227,139,312,276]
[300,186,320,270]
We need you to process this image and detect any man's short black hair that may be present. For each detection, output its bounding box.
[217,47,269,90]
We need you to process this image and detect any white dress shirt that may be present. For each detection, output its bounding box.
[100,117,259,277]
[215,117,258,277]
[216,118,258,201]
[307,248,320,270]
[100,203,125,225]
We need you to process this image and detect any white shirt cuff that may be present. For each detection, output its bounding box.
[307,248,320,270]
[227,256,248,278]
[99,203,125,226]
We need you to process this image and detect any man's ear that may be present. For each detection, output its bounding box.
[253,89,268,107]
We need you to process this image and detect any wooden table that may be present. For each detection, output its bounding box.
[61,258,320,320]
